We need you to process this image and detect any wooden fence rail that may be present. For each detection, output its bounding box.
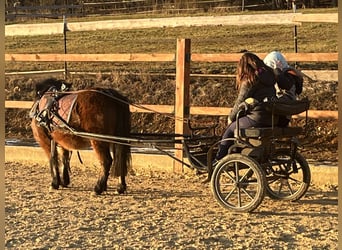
[5,51,338,119]
[5,40,338,171]
[5,52,338,63]
[5,100,337,120]
[5,13,338,36]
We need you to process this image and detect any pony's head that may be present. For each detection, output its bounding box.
[35,78,72,99]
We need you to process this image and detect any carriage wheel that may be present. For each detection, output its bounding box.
[265,149,311,201]
[210,154,266,213]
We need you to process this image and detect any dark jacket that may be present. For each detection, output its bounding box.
[274,67,303,95]
[229,68,277,126]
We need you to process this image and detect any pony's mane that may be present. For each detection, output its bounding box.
[91,87,130,103]
[35,78,72,98]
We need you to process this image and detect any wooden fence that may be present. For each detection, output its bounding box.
[5,0,313,20]
[5,0,337,21]
[5,39,338,171]
[5,12,338,36]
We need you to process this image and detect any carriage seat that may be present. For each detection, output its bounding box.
[237,126,303,139]
[236,98,309,139]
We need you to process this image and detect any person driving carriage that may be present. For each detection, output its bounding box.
[214,52,278,161]
[263,51,304,126]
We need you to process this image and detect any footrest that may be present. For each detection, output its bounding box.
[237,127,303,138]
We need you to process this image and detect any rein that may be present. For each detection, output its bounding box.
[45,89,189,124]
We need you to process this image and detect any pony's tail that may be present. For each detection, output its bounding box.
[111,100,131,177]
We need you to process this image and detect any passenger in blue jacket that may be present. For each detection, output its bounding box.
[215,52,277,161]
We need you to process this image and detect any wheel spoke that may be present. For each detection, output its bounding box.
[267,176,280,184]
[275,181,284,195]
[288,176,302,184]
[240,186,255,200]
[219,183,235,188]
[234,162,239,182]
[222,168,236,182]
[239,168,252,182]
[237,188,242,207]
[224,186,237,201]
[285,181,294,195]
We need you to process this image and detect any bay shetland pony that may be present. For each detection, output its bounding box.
[30,78,131,195]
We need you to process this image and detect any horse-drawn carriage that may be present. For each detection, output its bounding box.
[31,78,311,212]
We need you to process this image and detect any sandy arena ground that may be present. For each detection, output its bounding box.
[5,146,338,249]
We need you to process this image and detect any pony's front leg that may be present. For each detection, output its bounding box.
[50,140,61,189]
[60,148,71,187]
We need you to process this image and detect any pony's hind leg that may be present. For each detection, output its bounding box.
[117,175,127,195]
[92,141,112,195]
[111,144,129,194]
[60,148,71,187]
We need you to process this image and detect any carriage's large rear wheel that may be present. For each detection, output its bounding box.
[265,149,311,201]
[210,154,266,213]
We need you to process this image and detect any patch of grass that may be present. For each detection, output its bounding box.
[5,9,337,74]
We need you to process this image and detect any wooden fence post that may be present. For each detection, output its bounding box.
[174,38,191,173]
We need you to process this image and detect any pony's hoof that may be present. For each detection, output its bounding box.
[61,180,70,187]
[116,185,126,194]
[94,186,104,195]
[51,182,59,190]
[49,186,58,192]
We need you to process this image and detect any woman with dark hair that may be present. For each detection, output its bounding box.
[214,52,277,161]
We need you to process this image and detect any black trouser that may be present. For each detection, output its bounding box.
[215,116,259,160]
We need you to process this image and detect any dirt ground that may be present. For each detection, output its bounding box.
[5,157,338,249]
[5,146,339,249]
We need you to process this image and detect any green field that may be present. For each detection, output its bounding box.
[5,8,338,74]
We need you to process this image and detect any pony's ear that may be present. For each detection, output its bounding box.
[35,83,47,98]
[61,83,67,91]
[61,82,72,91]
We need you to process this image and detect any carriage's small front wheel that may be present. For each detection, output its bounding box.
[265,149,311,201]
[210,154,266,213]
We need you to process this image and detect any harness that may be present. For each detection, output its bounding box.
[30,86,80,165]
[30,87,77,132]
